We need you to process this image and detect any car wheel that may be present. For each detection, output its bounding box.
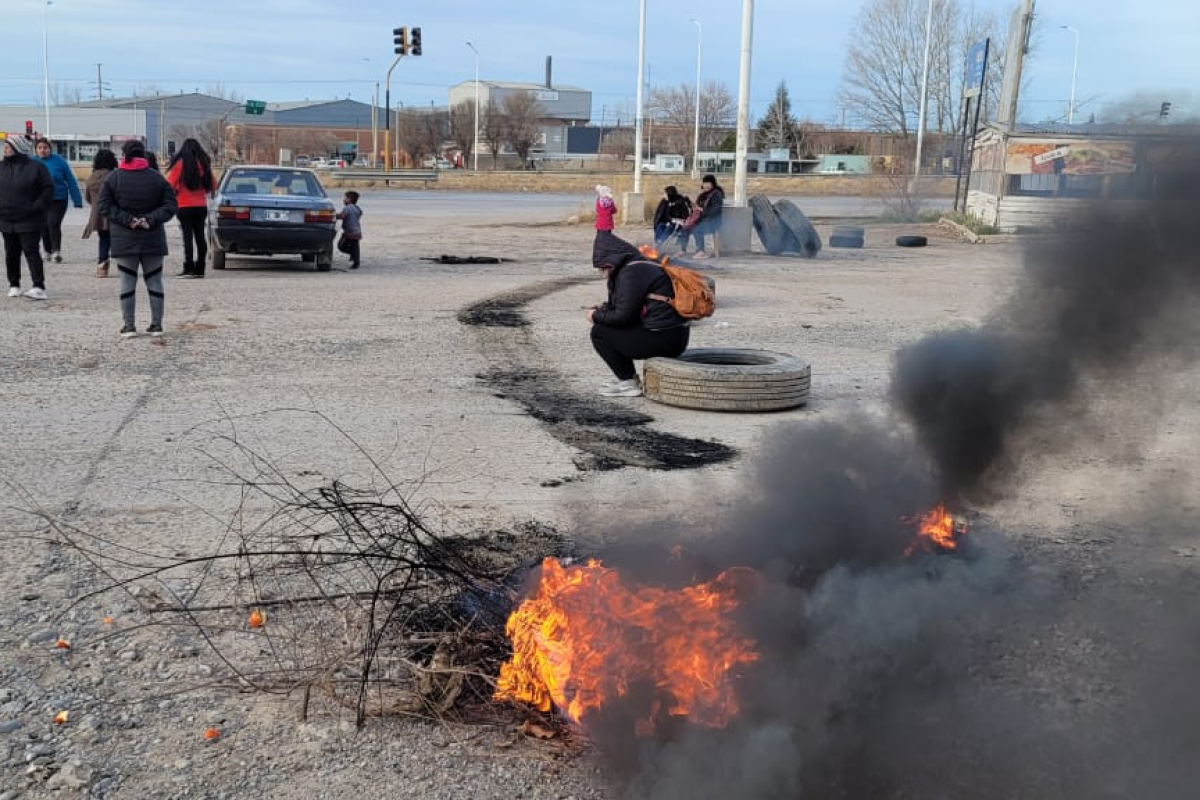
[895,235,928,247]
[773,200,822,258]
[643,348,811,412]
[211,250,226,270]
[748,195,794,255]
[301,253,316,263]
[315,241,333,271]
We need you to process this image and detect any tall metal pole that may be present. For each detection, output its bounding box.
[385,54,402,171]
[42,0,54,136]
[732,0,754,207]
[95,62,103,100]
[467,41,480,171]
[632,0,647,194]
[913,0,936,178]
[691,19,702,179]
[372,82,379,167]
[1061,25,1079,124]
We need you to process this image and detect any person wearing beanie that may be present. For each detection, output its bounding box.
[97,139,177,338]
[0,135,54,300]
[684,173,724,259]
[594,184,617,233]
[586,232,690,397]
[34,138,83,263]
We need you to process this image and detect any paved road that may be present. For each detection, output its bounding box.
[352,191,953,223]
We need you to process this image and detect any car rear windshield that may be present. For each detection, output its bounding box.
[223,170,325,197]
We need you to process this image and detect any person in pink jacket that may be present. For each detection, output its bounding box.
[594,184,617,233]
[165,139,214,278]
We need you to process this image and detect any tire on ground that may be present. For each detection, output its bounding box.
[895,235,928,247]
[773,200,822,258]
[833,225,865,238]
[316,240,334,271]
[211,250,226,270]
[644,347,811,412]
[829,234,864,249]
[748,195,795,255]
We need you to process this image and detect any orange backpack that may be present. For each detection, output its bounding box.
[645,257,716,320]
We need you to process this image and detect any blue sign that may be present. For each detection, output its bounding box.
[964,40,989,98]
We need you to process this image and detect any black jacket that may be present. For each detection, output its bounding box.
[592,258,687,331]
[652,194,692,227]
[98,165,178,257]
[0,154,54,234]
[696,186,725,223]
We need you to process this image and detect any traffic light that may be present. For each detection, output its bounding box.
[1160,101,1172,119]
[410,27,422,56]
[393,27,408,55]
[25,120,34,135]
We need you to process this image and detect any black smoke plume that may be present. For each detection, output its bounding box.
[585,141,1200,799]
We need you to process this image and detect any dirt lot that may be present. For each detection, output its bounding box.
[1,195,1197,799]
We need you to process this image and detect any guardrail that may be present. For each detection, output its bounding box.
[323,170,439,186]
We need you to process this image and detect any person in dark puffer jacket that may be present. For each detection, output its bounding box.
[587,232,690,397]
[98,140,177,338]
[0,135,54,300]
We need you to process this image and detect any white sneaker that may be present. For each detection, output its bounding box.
[51,252,63,263]
[599,378,643,397]
[7,286,20,298]
[22,287,47,301]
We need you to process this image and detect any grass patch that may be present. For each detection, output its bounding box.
[940,212,1001,236]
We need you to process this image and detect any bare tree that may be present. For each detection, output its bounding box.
[498,92,544,164]
[647,80,736,157]
[840,0,1007,135]
[600,127,635,164]
[48,82,85,106]
[204,82,244,102]
[396,108,442,166]
[448,99,477,165]
[480,104,505,168]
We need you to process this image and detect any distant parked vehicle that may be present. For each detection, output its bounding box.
[421,156,453,170]
[294,154,311,167]
[206,166,337,272]
[310,157,346,170]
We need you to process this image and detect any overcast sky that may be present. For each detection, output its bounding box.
[1,0,1195,125]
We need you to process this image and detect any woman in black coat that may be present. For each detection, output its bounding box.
[0,135,54,299]
[97,139,177,338]
[686,173,725,258]
[651,185,692,249]
[587,232,690,397]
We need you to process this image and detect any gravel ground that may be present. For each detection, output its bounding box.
[1,195,1197,799]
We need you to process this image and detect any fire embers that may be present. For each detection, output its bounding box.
[494,557,761,735]
[903,503,967,557]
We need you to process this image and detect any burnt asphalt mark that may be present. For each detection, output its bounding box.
[462,279,737,471]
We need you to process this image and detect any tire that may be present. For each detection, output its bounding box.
[832,226,865,239]
[829,235,864,249]
[895,235,928,248]
[644,347,811,412]
[211,250,226,270]
[301,253,316,263]
[315,241,334,271]
[773,200,822,258]
[748,195,795,255]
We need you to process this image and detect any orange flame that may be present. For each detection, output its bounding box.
[53,710,69,725]
[904,503,965,556]
[204,726,221,741]
[494,558,759,732]
[248,609,265,629]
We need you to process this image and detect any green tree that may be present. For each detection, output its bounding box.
[755,81,800,154]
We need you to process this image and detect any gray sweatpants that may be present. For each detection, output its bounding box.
[116,255,164,327]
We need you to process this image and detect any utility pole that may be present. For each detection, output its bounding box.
[632,0,647,196]
[96,63,103,100]
[913,0,935,179]
[732,0,754,207]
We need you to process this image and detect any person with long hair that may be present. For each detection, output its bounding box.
[34,137,82,263]
[165,138,214,278]
[84,148,118,277]
[98,139,177,338]
[685,173,725,259]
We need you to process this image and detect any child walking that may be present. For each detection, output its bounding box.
[335,191,362,269]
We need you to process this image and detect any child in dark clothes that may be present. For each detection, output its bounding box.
[336,190,363,268]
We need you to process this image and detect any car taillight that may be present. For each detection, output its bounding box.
[305,209,335,223]
[218,205,250,221]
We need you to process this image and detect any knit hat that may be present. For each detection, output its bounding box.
[591,231,642,269]
[3,135,34,157]
[595,184,613,199]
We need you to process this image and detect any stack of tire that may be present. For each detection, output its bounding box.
[749,195,822,258]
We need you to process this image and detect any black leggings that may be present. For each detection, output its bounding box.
[590,323,690,380]
[42,199,68,254]
[177,207,208,269]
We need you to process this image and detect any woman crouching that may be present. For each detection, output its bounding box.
[587,232,690,397]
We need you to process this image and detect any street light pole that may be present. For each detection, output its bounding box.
[1061,25,1079,124]
[913,0,935,179]
[466,41,480,171]
[633,0,647,195]
[691,19,702,179]
[42,0,54,137]
[732,0,754,207]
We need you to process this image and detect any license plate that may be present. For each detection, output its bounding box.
[267,210,290,221]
